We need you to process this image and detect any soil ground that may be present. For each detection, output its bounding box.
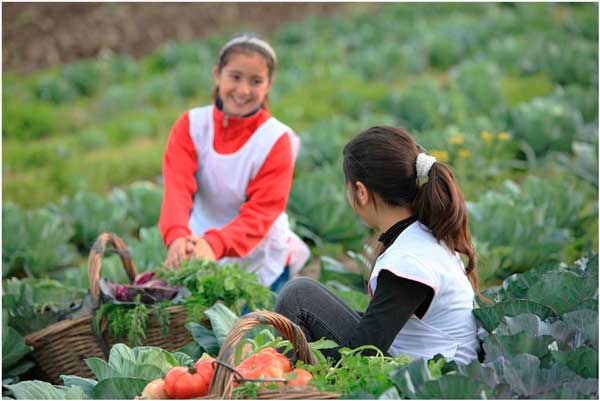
[2,2,366,75]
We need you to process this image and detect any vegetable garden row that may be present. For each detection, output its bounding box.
[2,3,598,399]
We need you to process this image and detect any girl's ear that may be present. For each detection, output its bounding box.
[355,181,370,206]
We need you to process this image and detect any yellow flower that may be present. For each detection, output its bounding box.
[448,133,464,145]
[458,149,471,159]
[498,131,511,141]
[430,150,449,163]
[480,130,493,143]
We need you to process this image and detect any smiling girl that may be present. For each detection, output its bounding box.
[159,34,308,291]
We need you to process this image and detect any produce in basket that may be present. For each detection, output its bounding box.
[233,346,313,392]
[163,355,216,399]
[99,271,191,304]
[138,379,168,400]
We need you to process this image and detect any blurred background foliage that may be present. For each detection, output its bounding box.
[2,2,598,291]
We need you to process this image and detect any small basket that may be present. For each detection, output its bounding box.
[205,311,339,400]
[25,232,194,384]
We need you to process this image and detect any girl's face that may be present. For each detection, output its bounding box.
[213,51,272,117]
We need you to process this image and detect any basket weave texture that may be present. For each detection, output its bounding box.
[203,311,339,400]
[25,232,193,384]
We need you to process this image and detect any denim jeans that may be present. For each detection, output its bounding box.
[274,277,361,361]
[269,266,290,294]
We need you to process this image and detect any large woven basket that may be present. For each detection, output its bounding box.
[25,232,193,384]
[204,311,339,400]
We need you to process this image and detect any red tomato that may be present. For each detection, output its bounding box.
[194,355,215,380]
[164,366,211,399]
[235,348,294,387]
[259,348,292,373]
[286,368,312,386]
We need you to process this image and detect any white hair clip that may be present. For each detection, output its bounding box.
[416,153,437,179]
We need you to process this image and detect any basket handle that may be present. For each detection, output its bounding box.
[88,232,138,302]
[208,310,317,399]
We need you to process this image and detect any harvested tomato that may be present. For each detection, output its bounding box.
[164,365,211,399]
[235,348,292,387]
[259,347,292,373]
[286,368,312,386]
[194,355,215,384]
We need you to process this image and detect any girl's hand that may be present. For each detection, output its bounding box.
[186,235,217,261]
[164,237,190,269]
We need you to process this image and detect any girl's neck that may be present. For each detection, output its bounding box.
[376,205,414,234]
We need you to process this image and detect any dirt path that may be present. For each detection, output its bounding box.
[3,3,365,75]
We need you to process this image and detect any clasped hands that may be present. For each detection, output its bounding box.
[164,235,216,269]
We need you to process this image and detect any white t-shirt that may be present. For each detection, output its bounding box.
[368,221,479,365]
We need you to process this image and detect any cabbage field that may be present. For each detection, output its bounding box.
[2,3,598,399]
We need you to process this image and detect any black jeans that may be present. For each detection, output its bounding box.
[274,277,361,361]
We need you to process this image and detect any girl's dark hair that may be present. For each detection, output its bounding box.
[211,34,276,111]
[343,126,483,295]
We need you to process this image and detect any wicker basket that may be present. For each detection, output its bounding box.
[25,232,193,384]
[204,311,339,400]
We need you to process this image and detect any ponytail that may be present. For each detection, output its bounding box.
[414,162,490,303]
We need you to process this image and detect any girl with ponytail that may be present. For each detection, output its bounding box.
[275,126,481,364]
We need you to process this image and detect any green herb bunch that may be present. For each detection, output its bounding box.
[93,299,170,346]
[298,345,411,397]
[156,259,273,322]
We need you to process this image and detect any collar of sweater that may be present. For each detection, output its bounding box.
[211,100,272,154]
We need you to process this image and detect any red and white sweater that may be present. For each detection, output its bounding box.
[159,105,294,260]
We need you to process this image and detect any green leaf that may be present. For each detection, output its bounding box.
[186,322,219,356]
[483,333,554,362]
[496,355,579,398]
[389,358,433,399]
[116,360,164,381]
[91,377,149,400]
[309,338,339,350]
[415,375,492,399]
[562,309,598,350]
[204,303,238,347]
[171,351,194,367]
[320,256,365,290]
[553,346,598,378]
[473,300,557,332]
[84,358,119,381]
[377,386,400,399]
[545,377,599,399]
[498,354,541,397]
[60,375,97,399]
[456,360,501,390]
[527,270,597,314]
[6,360,35,377]
[132,346,178,374]
[494,313,577,345]
[2,325,32,369]
[107,343,135,370]
[7,381,85,400]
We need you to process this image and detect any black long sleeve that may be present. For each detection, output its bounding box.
[344,269,434,356]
